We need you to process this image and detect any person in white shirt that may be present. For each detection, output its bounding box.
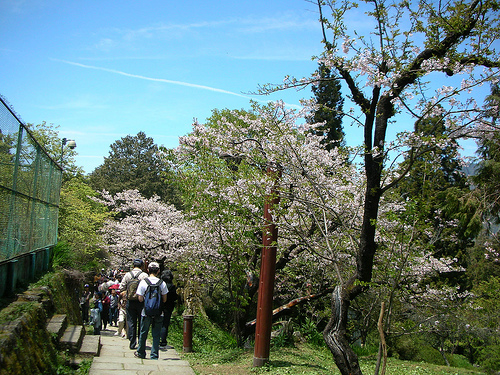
[134,262,168,360]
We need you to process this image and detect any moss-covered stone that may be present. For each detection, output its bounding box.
[0,302,58,375]
[0,269,85,375]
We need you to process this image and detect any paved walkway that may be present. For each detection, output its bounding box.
[88,324,195,375]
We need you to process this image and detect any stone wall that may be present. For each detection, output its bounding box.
[0,269,84,375]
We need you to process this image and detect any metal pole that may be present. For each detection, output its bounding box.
[183,315,194,352]
[253,166,281,367]
[60,138,67,163]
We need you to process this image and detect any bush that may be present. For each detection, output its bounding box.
[169,314,238,353]
[52,241,104,272]
[352,343,379,357]
[390,335,443,365]
[52,242,74,269]
[300,317,325,347]
[478,344,500,374]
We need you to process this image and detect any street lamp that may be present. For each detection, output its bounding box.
[60,137,76,164]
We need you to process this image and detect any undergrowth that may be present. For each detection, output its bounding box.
[166,313,488,375]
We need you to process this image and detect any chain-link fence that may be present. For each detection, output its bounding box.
[0,96,62,262]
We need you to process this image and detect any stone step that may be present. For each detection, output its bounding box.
[46,314,68,341]
[79,334,101,357]
[60,324,85,353]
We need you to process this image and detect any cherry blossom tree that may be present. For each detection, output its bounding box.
[169,102,365,343]
[93,189,200,269]
[253,1,500,373]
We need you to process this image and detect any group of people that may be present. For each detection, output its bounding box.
[80,271,126,336]
[80,259,178,360]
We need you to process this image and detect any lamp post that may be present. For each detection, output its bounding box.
[60,137,77,164]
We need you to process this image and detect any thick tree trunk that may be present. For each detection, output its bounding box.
[323,285,363,375]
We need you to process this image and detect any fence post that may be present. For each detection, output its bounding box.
[7,259,18,296]
[30,252,36,280]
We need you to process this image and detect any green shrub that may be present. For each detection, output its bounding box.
[352,342,379,357]
[478,344,500,374]
[52,242,74,270]
[52,241,103,272]
[448,354,475,370]
[300,318,324,347]
[169,314,238,353]
[390,335,444,365]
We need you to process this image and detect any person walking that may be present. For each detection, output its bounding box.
[134,262,168,360]
[100,291,110,330]
[115,293,128,338]
[80,284,91,325]
[119,259,147,350]
[159,269,177,348]
[89,296,102,335]
[109,288,119,326]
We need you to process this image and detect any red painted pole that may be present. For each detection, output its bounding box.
[253,166,281,367]
[183,315,194,352]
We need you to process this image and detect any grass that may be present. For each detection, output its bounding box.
[166,314,487,375]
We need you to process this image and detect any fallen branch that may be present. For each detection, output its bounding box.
[246,288,334,328]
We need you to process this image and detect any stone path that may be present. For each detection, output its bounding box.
[88,324,195,375]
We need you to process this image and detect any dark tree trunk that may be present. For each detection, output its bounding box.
[323,285,363,375]
[321,86,386,375]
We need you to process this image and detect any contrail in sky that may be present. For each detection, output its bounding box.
[54,59,252,99]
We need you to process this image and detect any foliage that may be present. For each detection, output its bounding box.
[167,313,487,374]
[255,0,500,373]
[25,121,83,180]
[57,177,110,271]
[168,314,238,353]
[306,63,345,150]
[473,84,500,226]
[478,345,500,375]
[88,131,181,207]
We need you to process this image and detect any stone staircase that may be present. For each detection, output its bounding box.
[46,314,101,360]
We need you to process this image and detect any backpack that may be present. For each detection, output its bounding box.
[143,278,163,316]
[126,271,143,301]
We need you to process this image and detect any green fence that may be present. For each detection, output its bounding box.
[0,96,62,265]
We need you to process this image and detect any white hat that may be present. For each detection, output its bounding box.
[148,262,160,270]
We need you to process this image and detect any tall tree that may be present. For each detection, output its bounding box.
[260,1,500,373]
[397,114,472,263]
[306,63,345,150]
[473,84,500,226]
[171,102,360,346]
[89,132,180,207]
[57,177,110,270]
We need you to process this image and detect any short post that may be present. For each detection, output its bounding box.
[43,247,50,272]
[7,259,18,296]
[183,315,194,352]
[30,252,36,280]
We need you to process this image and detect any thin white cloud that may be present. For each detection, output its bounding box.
[51,59,303,110]
[54,59,252,99]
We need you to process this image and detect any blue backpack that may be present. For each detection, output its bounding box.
[143,278,162,316]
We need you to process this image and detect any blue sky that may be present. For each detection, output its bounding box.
[1,0,324,173]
